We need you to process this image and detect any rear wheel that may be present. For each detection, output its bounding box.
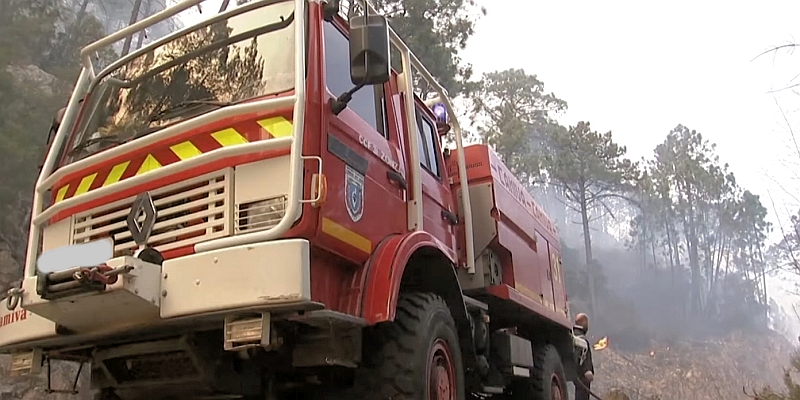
[352,292,465,400]
[504,344,566,400]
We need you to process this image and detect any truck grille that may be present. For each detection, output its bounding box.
[72,170,232,255]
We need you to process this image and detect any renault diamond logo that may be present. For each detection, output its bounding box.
[127,192,157,247]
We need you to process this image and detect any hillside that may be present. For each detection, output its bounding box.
[590,329,793,400]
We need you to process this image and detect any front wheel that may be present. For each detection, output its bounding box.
[352,292,466,400]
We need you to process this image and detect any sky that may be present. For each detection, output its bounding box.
[460,0,800,331]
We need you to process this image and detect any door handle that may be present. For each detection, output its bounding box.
[387,170,407,190]
[441,210,458,225]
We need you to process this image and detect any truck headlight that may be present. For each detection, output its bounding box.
[234,195,287,233]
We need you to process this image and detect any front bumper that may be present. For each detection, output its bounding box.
[0,239,312,351]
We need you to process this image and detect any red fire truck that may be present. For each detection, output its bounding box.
[0,1,584,399]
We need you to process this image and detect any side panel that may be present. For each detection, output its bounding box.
[448,144,572,328]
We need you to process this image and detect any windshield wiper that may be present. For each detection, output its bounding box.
[148,100,232,123]
[69,134,124,156]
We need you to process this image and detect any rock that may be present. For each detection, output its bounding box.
[0,242,21,292]
[4,64,67,97]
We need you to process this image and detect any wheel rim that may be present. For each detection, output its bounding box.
[550,373,564,400]
[428,338,456,400]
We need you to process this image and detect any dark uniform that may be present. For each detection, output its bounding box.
[574,325,594,400]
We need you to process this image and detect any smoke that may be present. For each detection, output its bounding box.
[531,186,781,346]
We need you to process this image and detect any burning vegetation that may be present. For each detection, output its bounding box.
[587,329,792,400]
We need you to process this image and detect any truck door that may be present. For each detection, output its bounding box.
[410,102,456,250]
[537,232,557,313]
[549,246,568,318]
[319,19,408,259]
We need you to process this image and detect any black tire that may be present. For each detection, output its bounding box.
[351,292,466,400]
[504,344,567,400]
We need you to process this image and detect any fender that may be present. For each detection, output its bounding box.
[360,230,456,324]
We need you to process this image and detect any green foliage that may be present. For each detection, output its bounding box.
[0,0,111,270]
[373,0,485,96]
[40,15,114,81]
[633,125,773,320]
[769,208,800,277]
[0,0,61,66]
[541,120,638,315]
[463,68,774,329]
[543,121,638,201]
[467,68,567,185]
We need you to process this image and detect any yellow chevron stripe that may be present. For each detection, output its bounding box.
[170,141,202,160]
[104,161,130,187]
[137,154,162,175]
[55,185,69,203]
[74,173,97,196]
[258,117,293,138]
[211,128,248,147]
[53,120,289,203]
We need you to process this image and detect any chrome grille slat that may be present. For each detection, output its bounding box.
[74,199,226,243]
[116,219,227,253]
[72,181,226,230]
[72,170,232,255]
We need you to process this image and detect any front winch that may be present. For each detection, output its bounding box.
[22,256,163,333]
[36,264,134,301]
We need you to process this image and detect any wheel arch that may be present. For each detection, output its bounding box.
[360,231,477,370]
[525,323,578,382]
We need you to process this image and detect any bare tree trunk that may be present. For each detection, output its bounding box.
[683,193,703,316]
[580,190,597,318]
[651,241,658,270]
[121,0,144,56]
[77,0,91,23]
[135,0,152,50]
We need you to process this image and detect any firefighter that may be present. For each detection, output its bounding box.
[574,313,594,400]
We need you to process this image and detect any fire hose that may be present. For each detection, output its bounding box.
[575,377,606,400]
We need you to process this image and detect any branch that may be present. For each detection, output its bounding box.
[750,43,799,62]
[546,181,580,204]
[766,189,800,274]
[773,95,800,161]
[587,191,640,208]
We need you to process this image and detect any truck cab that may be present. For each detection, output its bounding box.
[0,1,579,399]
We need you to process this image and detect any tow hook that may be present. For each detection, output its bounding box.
[36,264,134,301]
[5,286,24,310]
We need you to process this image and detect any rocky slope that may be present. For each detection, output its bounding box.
[590,329,793,400]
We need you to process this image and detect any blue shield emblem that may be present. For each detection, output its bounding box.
[345,165,364,222]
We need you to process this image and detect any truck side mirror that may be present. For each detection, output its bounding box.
[348,13,391,86]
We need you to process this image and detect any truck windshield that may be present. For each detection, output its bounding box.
[63,0,297,165]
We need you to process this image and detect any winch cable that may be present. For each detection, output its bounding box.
[575,378,606,400]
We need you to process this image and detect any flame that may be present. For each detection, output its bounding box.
[593,336,608,351]
[649,350,655,357]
